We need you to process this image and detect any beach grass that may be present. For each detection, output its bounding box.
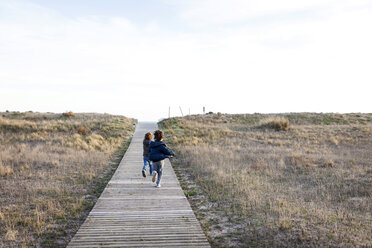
[0,111,135,247]
[160,113,372,247]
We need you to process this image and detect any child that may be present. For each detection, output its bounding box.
[149,130,174,188]
[142,132,153,177]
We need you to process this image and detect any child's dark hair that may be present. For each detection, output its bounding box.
[144,132,152,140]
[154,130,164,142]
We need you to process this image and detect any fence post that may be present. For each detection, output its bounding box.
[179,106,184,117]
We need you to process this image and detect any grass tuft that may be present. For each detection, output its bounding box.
[324,159,335,168]
[5,229,18,241]
[0,163,14,177]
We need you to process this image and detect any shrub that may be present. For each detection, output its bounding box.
[259,117,290,131]
[62,111,75,117]
[77,126,89,135]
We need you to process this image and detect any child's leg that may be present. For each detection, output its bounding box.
[149,160,153,175]
[156,160,165,186]
[152,161,160,182]
[142,156,149,171]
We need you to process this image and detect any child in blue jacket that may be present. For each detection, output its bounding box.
[149,129,174,188]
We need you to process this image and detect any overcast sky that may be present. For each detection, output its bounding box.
[1,0,371,121]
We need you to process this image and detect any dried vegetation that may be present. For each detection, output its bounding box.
[0,111,135,247]
[160,113,372,247]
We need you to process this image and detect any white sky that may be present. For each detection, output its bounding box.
[0,0,371,121]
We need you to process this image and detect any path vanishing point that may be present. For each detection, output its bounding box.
[68,122,211,247]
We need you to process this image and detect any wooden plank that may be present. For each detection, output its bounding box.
[68,122,210,247]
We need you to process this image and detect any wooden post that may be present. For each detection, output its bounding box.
[179,106,184,117]
[168,106,170,118]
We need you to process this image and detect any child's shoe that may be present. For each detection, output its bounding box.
[142,170,146,178]
[155,184,161,188]
[152,172,157,182]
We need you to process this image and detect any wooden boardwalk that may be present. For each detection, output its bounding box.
[68,122,210,247]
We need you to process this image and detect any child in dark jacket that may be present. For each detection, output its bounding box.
[149,129,174,188]
[142,132,153,177]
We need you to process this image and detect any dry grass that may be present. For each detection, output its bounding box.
[0,111,135,247]
[160,113,372,247]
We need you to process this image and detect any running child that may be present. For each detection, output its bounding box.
[142,132,153,177]
[149,130,174,188]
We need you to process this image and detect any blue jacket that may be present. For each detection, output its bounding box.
[149,141,174,162]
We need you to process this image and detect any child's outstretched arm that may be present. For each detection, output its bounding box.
[161,145,175,157]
